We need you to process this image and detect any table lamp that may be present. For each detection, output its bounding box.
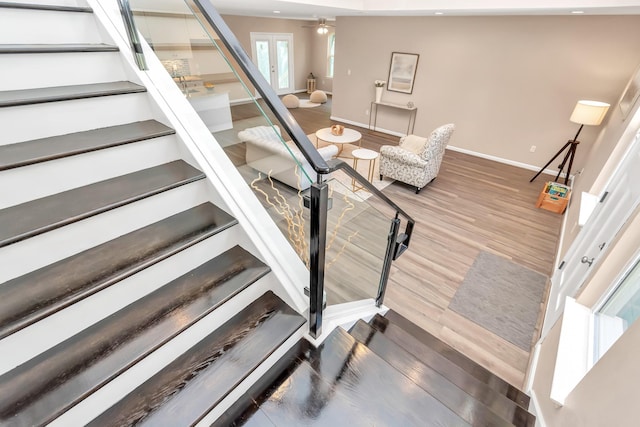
[530,100,610,185]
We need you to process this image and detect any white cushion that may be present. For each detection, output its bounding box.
[400,135,428,154]
[238,125,281,143]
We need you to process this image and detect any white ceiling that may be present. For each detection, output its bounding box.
[207,0,640,20]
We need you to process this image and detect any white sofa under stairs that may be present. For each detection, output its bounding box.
[239,125,338,190]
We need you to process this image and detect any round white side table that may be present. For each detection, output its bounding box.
[315,127,362,156]
[351,148,379,192]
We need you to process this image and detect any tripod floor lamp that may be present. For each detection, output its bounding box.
[530,100,610,185]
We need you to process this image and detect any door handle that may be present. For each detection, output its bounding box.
[581,256,594,267]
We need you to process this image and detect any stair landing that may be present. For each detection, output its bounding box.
[220,309,535,426]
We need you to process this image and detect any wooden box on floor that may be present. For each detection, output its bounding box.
[536,182,570,214]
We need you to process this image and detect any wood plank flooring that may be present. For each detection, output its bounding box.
[223,95,562,388]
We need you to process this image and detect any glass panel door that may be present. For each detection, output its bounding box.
[276,39,290,90]
[255,40,271,83]
[250,33,294,94]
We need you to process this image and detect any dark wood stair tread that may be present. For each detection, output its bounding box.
[0,245,272,426]
[0,2,92,13]
[211,339,310,427]
[370,314,533,420]
[87,291,306,427]
[0,203,237,339]
[350,320,533,426]
[0,44,118,54]
[0,160,204,248]
[0,120,175,171]
[384,310,530,408]
[258,327,470,427]
[0,81,146,108]
[218,402,277,427]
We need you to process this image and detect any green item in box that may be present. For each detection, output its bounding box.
[547,182,569,198]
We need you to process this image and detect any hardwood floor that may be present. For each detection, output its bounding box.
[223,94,563,388]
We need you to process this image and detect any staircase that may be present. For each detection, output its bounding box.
[0,1,307,425]
[0,2,536,426]
[217,310,536,427]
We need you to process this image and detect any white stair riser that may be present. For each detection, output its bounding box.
[0,180,212,282]
[0,8,104,44]
[0,135,181,209]
[48,275,275,426]
[0,93,156,145]
[0,51,127,91]
[0,224,243,375]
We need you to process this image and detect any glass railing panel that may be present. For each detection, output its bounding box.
[128,0,314,190]
[125,0,413,313]
[324,173,394,305]
[248,165,396,306]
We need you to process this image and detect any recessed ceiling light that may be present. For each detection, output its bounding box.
[435,12,444,15]
[273,10,280,14]
[571,10,584,14]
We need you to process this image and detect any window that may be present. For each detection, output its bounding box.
[550,252,640,405]
[594,256,640,361]
[327,33,335,78]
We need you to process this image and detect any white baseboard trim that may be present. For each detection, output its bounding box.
[331,115,570,176]
[330,116,405,137]
[229,97,255,106]
[296,90,333,95]
[446,145,565,178]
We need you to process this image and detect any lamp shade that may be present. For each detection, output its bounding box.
[569,100,610,126]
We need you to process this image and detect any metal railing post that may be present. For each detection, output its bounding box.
[376,217,400,307]
[117,0,148,70]
[309,181,328,338]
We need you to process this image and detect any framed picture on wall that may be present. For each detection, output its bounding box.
[387,52,419,94]
[619,63,640,120]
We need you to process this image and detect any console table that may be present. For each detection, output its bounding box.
[368,101,417,135]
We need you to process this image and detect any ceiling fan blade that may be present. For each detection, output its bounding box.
[301,18,335,29]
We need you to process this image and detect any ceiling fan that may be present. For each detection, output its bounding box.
[303,18,335,34]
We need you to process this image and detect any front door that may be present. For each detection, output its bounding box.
[542,129,640,338]
[250,33,294,95]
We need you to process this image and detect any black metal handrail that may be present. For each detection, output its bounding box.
[193,0,330,175]
[326,159,415,228]
[183,0,414,336]
[189,0,415,228]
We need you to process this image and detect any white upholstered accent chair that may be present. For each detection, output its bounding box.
[379,123,455,193]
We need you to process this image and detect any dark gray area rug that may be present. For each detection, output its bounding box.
[449,251,547,351]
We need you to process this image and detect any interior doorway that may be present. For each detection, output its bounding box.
[250,32,294,95]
